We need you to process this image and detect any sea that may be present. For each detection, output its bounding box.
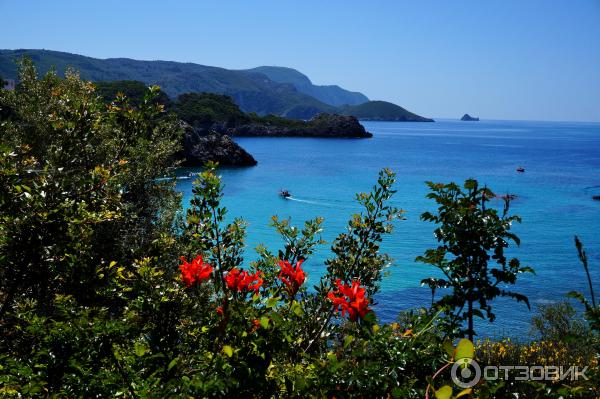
[176,119,600,338]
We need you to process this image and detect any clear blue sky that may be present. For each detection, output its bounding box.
[1,0,599,121]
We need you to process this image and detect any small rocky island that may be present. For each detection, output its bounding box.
[461,113,479,121]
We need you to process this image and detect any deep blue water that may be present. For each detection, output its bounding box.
[177,119,600,338]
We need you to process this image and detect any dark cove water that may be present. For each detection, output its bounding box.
[177,119,600,338]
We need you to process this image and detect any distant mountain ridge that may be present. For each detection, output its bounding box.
[245,66,369,106]
[0,49,432,122]
[0,49,335,119]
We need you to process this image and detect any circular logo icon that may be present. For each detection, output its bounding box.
[451,358,481,388]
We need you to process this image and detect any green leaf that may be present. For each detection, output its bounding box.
[167,357,178,371]
[435,385,453,399]
[362,311,377,324]
[454,338,474,361]
[456,388,472,398]
[343,335,355,348]
[443,340,454,357]
[134,342,148,357]
[291,300,303,316]
[260,316,270,329]
[222,345,233,358]
[266,297,279,309]
[326,352,337,364]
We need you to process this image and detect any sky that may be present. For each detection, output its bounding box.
[1,0,599,122]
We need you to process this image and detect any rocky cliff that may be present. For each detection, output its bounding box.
[179,122,257,167]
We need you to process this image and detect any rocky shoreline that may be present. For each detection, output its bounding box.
[227,114,372,138]
[179,113,373,167]
[179,122,257,167]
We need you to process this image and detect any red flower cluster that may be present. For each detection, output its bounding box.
[179,255,213,287]
[225,268,263,294]
[327,279,372,321]
[278,259,306,297]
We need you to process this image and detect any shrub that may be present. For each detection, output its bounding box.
[417,180,534,340]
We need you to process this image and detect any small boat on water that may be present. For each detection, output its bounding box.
[516,167,525,173]
[279,189,291,198]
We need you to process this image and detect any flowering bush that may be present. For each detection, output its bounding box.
[278,259,306,298]
[1,62,598,398]
[179,254,214,287]
[328,279,372,321]
[224,268,263,294]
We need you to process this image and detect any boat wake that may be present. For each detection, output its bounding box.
[286,196,334,207]
[155,175,192,183]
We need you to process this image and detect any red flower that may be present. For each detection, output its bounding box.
[250,318,261,333]
[225,268,263,294]
[179,255,213,287]
[216,306,224,316]
[327,279,372,321]
[278,259,306,297]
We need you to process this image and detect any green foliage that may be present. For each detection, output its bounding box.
[173,92,250,128]
[94,80,172,108]
[323,168,403,297]
[417,179,534,339]
[339,100,433,122]
[0,59,184,396]
[248,112,307,127]
[1,64,438,395]
[531,300,592,345]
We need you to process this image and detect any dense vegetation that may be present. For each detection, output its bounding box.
[94,80,172,108]
[1,62,599,398]
[339,100,434,122]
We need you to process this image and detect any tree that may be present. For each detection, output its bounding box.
[0,57,182,323]
[417,179,534,340]
[94,80,172,108]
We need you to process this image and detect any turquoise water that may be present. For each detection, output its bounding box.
[177,119,600,338]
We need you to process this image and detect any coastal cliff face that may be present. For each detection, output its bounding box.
[227,114,373,138]
[179,122,257,167]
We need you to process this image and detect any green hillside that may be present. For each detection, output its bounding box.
[0,49,335,119]
[339,100,434,122]
[247,66,369,106]
[0,49,432,121]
